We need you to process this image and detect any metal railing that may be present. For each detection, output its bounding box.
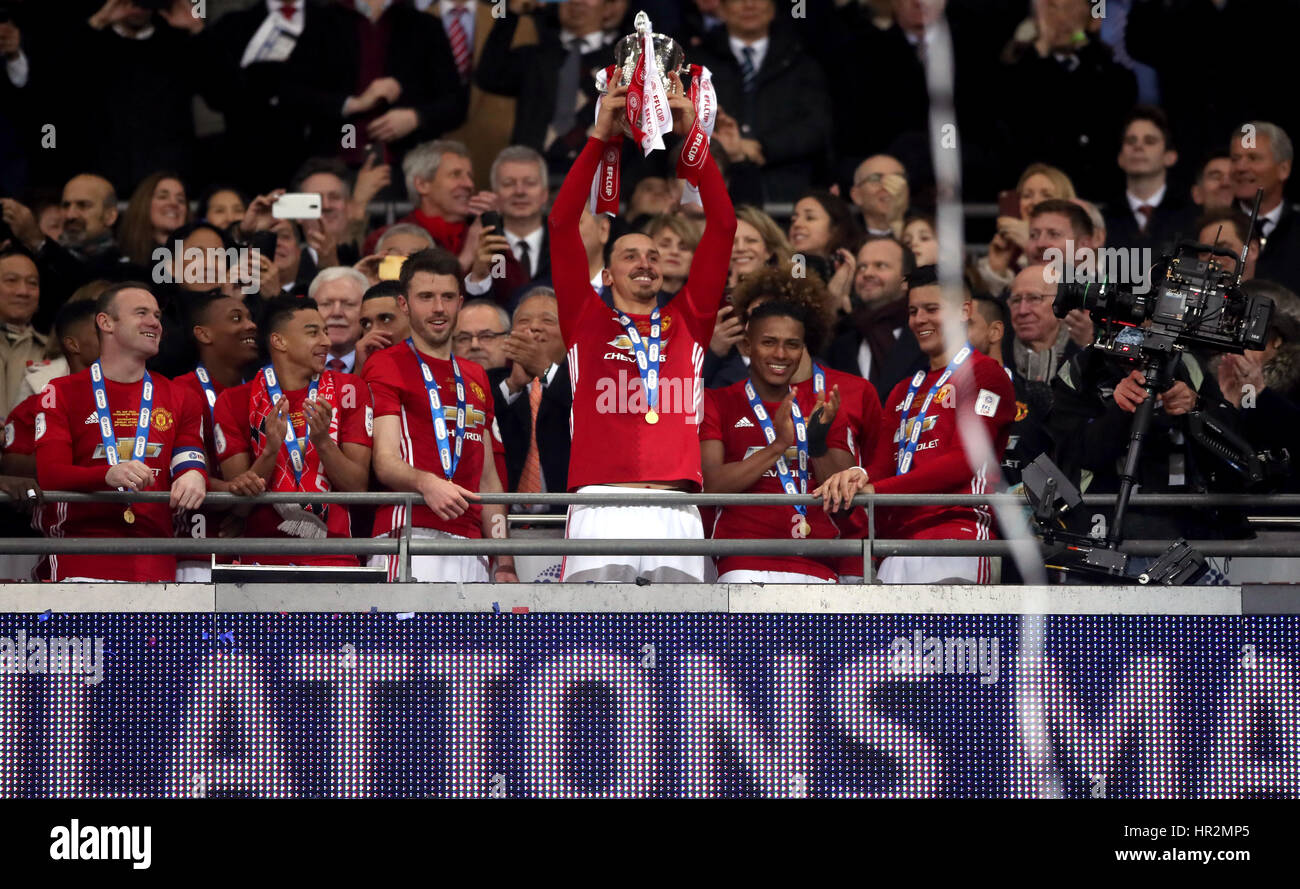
[2,491,1298,583]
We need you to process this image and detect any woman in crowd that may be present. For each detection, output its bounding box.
[977,163,1075,294]
[788,190,860,271]
[199,185,248,239]
[706,207,796,389]
[118,172,190,269]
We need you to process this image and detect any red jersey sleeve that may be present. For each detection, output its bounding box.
[35,379,111,491]
[361,350,404,418]
[3,392,40,457]
[333,373,374,447]
[700,388,723,442]
[213,385,251,462]
[679,154,737,344]
[548,136,606,343]
[169,382,208,479]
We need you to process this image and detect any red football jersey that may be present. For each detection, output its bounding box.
[702,381,851,581]
[792,365,886,575]
[867,350,1015,541]
[34,369,208,581]
[213,369,372,566]
[550,135,735,490]
[174,369,233,478]
[362,344,495,539]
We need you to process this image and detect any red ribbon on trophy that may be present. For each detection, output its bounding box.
[676,63,716,206]
[591,65,624,217]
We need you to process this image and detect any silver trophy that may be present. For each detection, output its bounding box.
[607,11,685,135]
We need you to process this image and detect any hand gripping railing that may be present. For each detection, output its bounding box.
[2,491,1298,582]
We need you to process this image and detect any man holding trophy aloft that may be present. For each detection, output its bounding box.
[550,13,735,583]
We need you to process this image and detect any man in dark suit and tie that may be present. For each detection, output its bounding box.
[487,287,571,513]
[1230,121,1300,295]
[1102,106,1197,271]
[475,0,617,185]
[690,0,831,205]
[463,146,551,310]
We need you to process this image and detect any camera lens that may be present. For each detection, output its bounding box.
[1053,281,1090,319]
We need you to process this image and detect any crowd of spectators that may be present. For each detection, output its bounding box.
[0,0,1297,585]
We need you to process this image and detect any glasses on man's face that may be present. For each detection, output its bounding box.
[1007,293,1050,308]
[452,330,505,347]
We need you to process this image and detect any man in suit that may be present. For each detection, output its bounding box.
[691,0,831,205]
[278,0,465,176]
[825,236,925,401]
[488,286,571,512]
[1103,106,1197,269]
[476,0,619,184]
[1231,121,1300,295]
[464,145,550,309]
[190,0,346,193]
[429,0,540,189]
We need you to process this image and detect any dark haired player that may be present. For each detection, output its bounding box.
[214,297,373,566]
[703,301,852,583]
[730,266,888,581]
[818,267,1015,584]
[34,283,208,582]
[362,248,516,583]
[549,75,736,583]
[172,290,260,579]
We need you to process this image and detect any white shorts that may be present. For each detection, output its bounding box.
[370,529,490,582]
[876,555,998,584]
[718,570,836,584]
[176,561,211,583]
[562,485,706,583]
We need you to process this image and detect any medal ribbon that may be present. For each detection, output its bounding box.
[194,365,219,426]
[406,339,467,480]
[744,380,809,525]
[91,360,152,474]
[895,345,972,475]
[616,308,662,418]
[260,365,318,491]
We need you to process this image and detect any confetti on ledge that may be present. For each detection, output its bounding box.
[37,609,52,623]
[491,602,500,613]
[512,607,529,614]
[396,612,415,621]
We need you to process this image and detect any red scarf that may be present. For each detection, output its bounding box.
[409,209,468,255]
[249,371,339,495]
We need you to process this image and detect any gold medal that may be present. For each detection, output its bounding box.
[798,517,811,538]
[645,409,659,425]
[123,507,136,525]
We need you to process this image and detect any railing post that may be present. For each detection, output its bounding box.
[863,493,876,584]
[398,494,413,583]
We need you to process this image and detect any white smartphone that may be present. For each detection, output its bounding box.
[272,193,322,220]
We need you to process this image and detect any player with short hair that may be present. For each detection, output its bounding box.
[213,297,373,566]
[33,282,208,582]
[817,266,1015,584]
[549,75,736,583]
[702,300,852,583]
[363,248,516,583]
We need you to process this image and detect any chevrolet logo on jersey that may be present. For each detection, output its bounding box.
[892,415,938,444]
[441,404,487,427]
[93,440,164,461]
